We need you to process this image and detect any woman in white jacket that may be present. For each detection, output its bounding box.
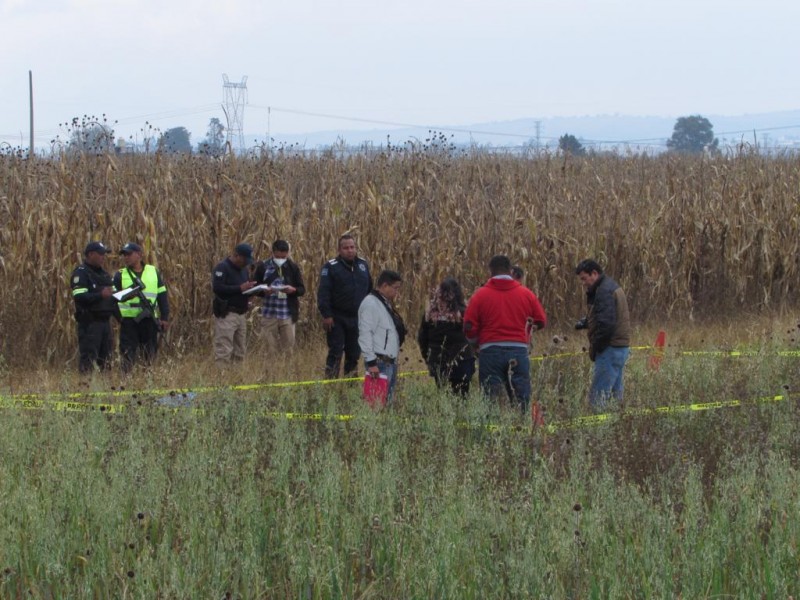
[358,270,406,403]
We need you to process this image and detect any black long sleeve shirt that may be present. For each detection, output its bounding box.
[212,257,250,313]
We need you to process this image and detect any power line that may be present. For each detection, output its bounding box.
[716,124,800,136]
[112,104,220,126]
[250,104,800,146]
[584,124,800,146]
[249,104,540,140]
[6,98,800,148]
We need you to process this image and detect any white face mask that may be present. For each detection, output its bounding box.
[273,258,287,267]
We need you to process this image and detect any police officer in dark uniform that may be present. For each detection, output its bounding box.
[212,243,256,366]
[70,241,117,373]
[317,234,372,378]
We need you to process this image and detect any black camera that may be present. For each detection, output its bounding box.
[574,317,588,330]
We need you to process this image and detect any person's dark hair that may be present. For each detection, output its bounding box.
[511,265,524,281]
[425,277,466,322]
[376,269,402,287]
[272,239,290,252]
[440,278,466,310]
[575,259,603,276]
[488,255,512,275]
[338,234,355,248]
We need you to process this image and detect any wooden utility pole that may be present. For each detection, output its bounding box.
[29,70,34,157]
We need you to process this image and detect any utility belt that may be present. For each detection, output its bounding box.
[213,295,248,318]
[375,354,396,364]
[331,310,358,322]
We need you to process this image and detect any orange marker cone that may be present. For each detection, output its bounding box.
[532,401,545,427]
[648,330,666,371]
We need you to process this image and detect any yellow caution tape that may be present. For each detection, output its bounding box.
[266,411,356,422]
[2,387,794,436]
[0,396,123,414]
[679,350,800,357]
[0,346,796,403]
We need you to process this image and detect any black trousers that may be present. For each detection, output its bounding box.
[119,318,160,372]
[77,319,112,373]
[325,315,361,378]
[430,356,476,397]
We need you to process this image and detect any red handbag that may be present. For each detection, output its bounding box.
[362,373,389,407]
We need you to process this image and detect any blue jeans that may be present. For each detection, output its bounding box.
[371,357,398,405]
[589,346,630,412]
[478,345,531,413]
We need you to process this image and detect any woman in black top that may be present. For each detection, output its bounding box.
[417,278,475,396]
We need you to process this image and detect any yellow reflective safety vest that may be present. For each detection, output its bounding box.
[117,265,165,319]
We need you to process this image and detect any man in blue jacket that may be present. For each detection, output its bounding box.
[317,234,372,378]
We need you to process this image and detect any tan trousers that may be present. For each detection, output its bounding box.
[262,316,295,353]
[214,312,247,366]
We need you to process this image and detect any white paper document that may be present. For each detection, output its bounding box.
[243,284,288,295]
[112,286,140,302]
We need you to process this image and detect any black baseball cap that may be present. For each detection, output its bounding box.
[120,242,143,254]
[234,243,254,264]
[84,241,109,255]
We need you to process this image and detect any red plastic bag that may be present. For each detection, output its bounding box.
[362,373,389,407]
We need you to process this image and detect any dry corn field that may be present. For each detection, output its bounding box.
[0,149,798,368]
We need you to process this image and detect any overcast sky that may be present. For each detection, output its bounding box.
[2,0,799,148]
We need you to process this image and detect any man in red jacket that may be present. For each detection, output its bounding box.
[464,255,547,413]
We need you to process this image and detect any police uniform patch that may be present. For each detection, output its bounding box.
[359,263,367,272]
[321,268,328,276]
[73,276,80,284]
[215,271,223,277]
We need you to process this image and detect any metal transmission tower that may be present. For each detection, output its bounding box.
[221,74,248,153]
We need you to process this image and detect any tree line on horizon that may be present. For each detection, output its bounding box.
[25,114,720,157]
[559,115,719,156]
[45,115,228,157]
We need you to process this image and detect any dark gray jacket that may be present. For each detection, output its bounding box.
[586,274,631,359]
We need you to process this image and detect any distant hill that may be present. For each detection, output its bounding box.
[255,110,800,152]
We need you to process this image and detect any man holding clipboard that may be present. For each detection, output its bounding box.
[251,239,306,353]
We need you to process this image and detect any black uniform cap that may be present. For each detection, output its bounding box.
[120,242,143,254]
[84,241,109,255]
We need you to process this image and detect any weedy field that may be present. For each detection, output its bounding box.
[1,149,799,597]
[1,327,800,598]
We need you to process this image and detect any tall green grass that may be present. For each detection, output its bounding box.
[1,344,799,598]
